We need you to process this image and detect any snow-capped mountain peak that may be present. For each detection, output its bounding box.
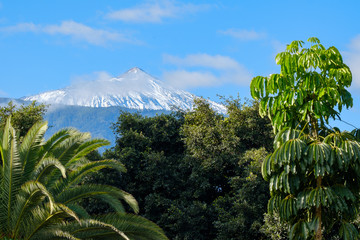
[23,68,226,113]
[125,67,142,74]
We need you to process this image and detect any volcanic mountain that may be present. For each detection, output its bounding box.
[19,67,226,146]
[23,67,226,113]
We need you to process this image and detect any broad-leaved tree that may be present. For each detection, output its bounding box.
[251,37,360,240]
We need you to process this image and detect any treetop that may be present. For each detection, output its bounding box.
[250,37,353,133]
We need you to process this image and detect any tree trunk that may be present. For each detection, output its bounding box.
[311,116,322,240]
[315,176,322,240]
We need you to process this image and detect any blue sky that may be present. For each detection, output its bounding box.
[1,0,360,130]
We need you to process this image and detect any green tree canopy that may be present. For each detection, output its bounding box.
[0,101,47,138]
[251,37,353,134]
[100,98,273,240]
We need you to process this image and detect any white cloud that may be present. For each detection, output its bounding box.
[163,53,241,70]
[106,0,210,23]
[0,89,8,97]
[68,70,158,99]
[1,22,40,32]
[163,70,218,89]
[43,21,129,45]
[349,35,360,52]
[68,71,123,98]
[271,40,286,54]
[0,21,133,46]
[344,35,360,89]
[163,53,252,89]
[70,71,113,85]
[219,29,266,41]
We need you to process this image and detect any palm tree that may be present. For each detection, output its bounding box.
[0,118,168,240]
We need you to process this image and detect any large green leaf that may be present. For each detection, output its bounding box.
[20,121,48,183]
[0,118,23,234]
[339,222,359,240]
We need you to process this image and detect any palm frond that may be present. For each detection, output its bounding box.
[54,132,92,165]
[96,213,168,240]
[31,157,67,183]
[52,159,126,194]
[23,203,79,240]
[94,194,126,213]
[11,180,55,237]
[60,218,130,240]
[66,203,91,219]
[32,228,80,240]
[20,121,48,182]
[0,118,23,234]
[54,184,138,213]
[38,128,79,159]
[64,139,110,167]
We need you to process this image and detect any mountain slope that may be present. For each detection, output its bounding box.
[23,67,226,113]
[44,105,168,148]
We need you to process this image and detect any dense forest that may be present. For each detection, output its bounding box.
[85,97,274,240]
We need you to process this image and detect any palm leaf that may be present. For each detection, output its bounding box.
[61,218,130,240]
[52,159,126,194]
[11,180,55,237]
[54,132,92,165]
[95,213,168,240]
[31,157,67,183]
[0,118,23,234]
[20,121,48,183]
[60,214,168,240]
[94,192,138,214]
[31,229,80,240]
[66,203,91,220]
[64,139,110,167]
[54,184,138,213]
[38,128,79,159]
[23,203,79,240]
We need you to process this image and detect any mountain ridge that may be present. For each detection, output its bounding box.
[23,67,226,113]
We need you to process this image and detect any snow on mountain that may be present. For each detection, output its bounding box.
[23,67,226,113]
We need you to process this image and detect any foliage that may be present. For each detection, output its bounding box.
[0,101,47,138]
[182,98,273,239]
[261,128,360,239]
[212,148,270,240]
[251,37,359,240]
[182,98,273,166]
[251,37,352,133]
[99,98,273,239]
[261,212,289,240]
[0,118,167,239]
[101,111,205,239]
